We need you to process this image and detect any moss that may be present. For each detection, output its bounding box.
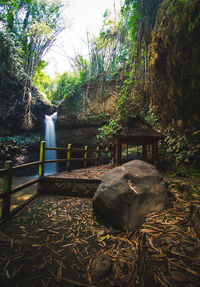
[87,113,107,121]
[148,0,200,132]
[2,134,41,146]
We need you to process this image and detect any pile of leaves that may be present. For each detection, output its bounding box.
[0,175,200,287]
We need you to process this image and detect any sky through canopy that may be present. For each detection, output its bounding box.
[43,0,122,77]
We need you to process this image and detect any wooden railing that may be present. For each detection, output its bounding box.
[0,141,111,221]
[0,160,40,220]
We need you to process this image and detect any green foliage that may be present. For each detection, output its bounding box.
[159,123,193,166]
[188,13,200,32]
[73,55,90,83]
[141,109,160,126]
[48,72,82,107]
[169,165,188,178]
[0,0,64,88]
[94,2,140,142]
[0,31,24,80]
[0,0,65,129]
[72,6,132,85]
[97,119,121,144]
[33,60,51,95]
[121,0,138,43]
[105,0,164,136]
[87,114,106,121]
[169,165,200,179]
[190,169,200,179]
[0,133,41,146]
[177,0,189,3]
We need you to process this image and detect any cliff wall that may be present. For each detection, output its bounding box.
[148,0,200,132]
[0,74,53,135]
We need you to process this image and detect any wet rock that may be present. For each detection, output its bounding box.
[90,254,112,278]
[93,160,169,231]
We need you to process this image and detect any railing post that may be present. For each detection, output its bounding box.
[105,147,109,163]
[1,160,13,219]
[67,144,71,171]
[39,141,45,177]
[96,147,100,166]
[84,146,88,168]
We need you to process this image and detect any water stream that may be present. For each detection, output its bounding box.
[44,112,57,175]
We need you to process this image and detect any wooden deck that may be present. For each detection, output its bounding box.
[49,165,112,180]
[38,165,113,198]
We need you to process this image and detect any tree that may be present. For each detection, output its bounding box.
[86,8,131,80]
[0,0,66,128]
[0,0,65,88]
[48,72,81,106]
[33,60,51,97]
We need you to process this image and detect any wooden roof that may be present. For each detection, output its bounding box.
[114,115,164,140]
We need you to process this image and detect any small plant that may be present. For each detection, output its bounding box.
[169,165,188,178]
[2,134,41,146]
[190,168,200,179]
[96,119,121,144]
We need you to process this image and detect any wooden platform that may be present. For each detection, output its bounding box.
[38,165,113,198]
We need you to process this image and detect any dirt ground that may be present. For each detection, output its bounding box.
[0,167,200,287]
[0,194,138,287]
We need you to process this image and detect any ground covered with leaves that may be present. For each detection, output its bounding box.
[51,165,113,180]
[0,174,200,287]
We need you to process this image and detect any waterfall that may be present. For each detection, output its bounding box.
[44,112,57,175]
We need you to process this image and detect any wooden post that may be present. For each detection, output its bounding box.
[113,143,116,165]
[84,146,88,168]
[1,160,13,219]
[152,141,158,164]
[39,141,45,177]
[142,144,147,161]
[67,144,71,171]
[155,141,158,161]
[96,147,100,166]
[116,140,122,165]
[154,141,158,166]
[105,147,109,163]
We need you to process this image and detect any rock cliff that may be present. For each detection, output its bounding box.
[56,78,121,146]
[0,74,54,135]
[148,0,200,131]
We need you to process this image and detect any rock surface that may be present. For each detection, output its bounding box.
[56,108,109,146]
[93,160,169,231]
[0,75,54,134]
[148,0,200,131]
[90,254,112,278]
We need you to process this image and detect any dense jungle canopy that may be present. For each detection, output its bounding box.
[0,0,200,171]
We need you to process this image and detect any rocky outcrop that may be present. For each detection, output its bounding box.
[0,135,41,169]
[56,100,109,146]
[148,0,200,131]
[56,118,109,146]
[90,254,112,278]
[56,76,121,146]
[93,160,169,231]
[0,75,54,134]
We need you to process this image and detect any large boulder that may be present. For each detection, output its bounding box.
[93,160,169,231]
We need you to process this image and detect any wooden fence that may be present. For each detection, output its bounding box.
[0,141,111,221]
